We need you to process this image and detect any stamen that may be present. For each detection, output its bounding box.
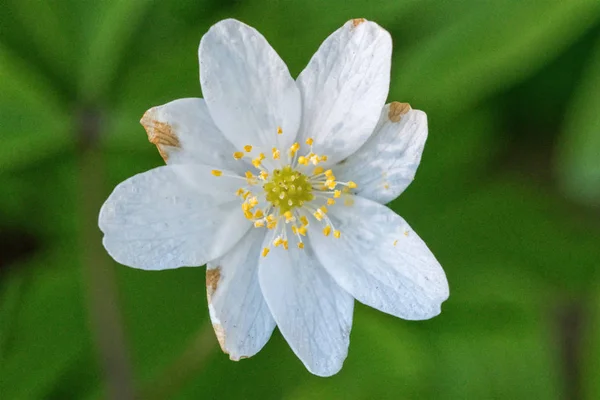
[297,242,304,249]
[277,126,283,135]
[262,247,270,257]
[313,209,324,221]
[348,181,357,189]
[284,211,294,222]
[233,151,244,160]
[272,147,280,160]
[305,138,314,146]
[244,145,253,152]
[323,226,331,236]
[333,230,341,238]
[211,170,222,177]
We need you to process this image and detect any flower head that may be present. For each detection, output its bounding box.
[99,18,449,377]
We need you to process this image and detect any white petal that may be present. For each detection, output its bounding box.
[99,165,250,270]
[333,103,428,204]
[310,195,449,320]
[206,228,275,360]
[140,98,246,174]
[258,238,353,377]
[296,19,392,165]
[199,19,301,153]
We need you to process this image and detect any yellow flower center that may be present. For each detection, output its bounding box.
[263,166,314,214]
[211,127,358,256]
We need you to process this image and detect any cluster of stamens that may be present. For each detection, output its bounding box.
[211,127,357,257]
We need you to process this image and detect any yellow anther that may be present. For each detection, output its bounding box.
[242,191,251,200]
[284,211,294,222]
[291,225,298,234]
[319,205,328,213]
[306,138,314,146]
[273,237,283,247]
[259,153,266,161]
[244,145,253,152]
[333,230,341,238]
[313,209,324,221]
[252,158,262,168]
[236,188,244,197]
[233,151,244,160]
[262,247,270,257]
[244,210,253,219]
[272,147,280,160]
[266,214,277,229]
[242,203,250,212]
[320,155,328,162]
[297,242,305,249]
[254,209,264,219]
[326,180,336,190]
[327,198,335,205]
[298,156,308,165]
[297,225,307,236]
[393,239,398,246]
[254,220,265,228]
[277,126,283,135]
[300,216,309,226]
[323,226,331,236]
[313,166,324,175]
[249,197,258,207]
[245,171,254,179]
[404,230,409,237]
[325,169,334,177]
[348,181,357,189]
[211,169,222,177]
[333,190,341,198]
[282,240,289,250]
[259,171,269,180]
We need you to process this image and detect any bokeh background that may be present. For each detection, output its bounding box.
[2,0,600,399]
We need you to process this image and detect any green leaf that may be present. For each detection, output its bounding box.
[394,0,600,117]
[77,0,153,101]
[0,246,93,399]
[0,45,72,172]
[557,35,600,206]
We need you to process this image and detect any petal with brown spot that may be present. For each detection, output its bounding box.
[387,102,411,122]
[140,108,180,162]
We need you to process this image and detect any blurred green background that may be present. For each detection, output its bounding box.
[1,0,600,399]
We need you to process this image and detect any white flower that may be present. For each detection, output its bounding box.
[99,18,449,377]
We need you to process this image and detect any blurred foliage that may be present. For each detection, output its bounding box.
[1,0,600,399]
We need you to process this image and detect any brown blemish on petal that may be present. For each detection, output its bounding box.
[206,267,221,302]
[140,108,180,162]
[352,18,366,27]
[388,102,411,123]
